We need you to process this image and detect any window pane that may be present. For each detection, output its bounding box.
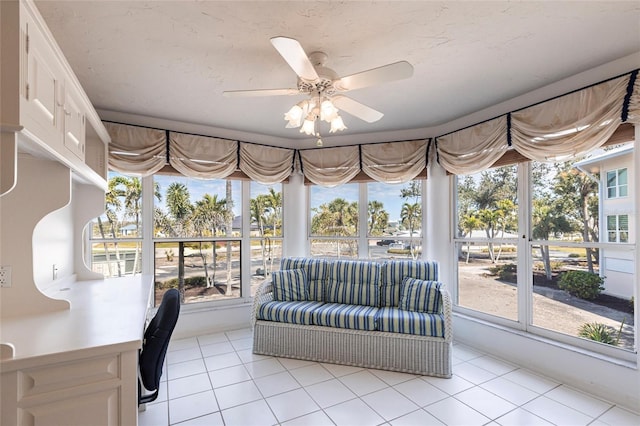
[607,187,617,198]
[154,240,241,304]
[607,215,617,231]
[531,245,634,352]
[457,242,518,321]
[606,170,616,188]
[250,238,283,297]
[617,168,627,185]
[310,184,358,237]
[250,183,283,237]
[91,173,143,238]
[619,184,628,197]
[619,215,629,231]
[90,242,142,277]
[153,176,240,238]
[310,239,358,258]
[455,165,518,321]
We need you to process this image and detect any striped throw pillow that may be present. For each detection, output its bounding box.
[398,277,442,314]
[272,269,309,302]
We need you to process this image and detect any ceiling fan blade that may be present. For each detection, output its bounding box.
[331,95,384,123]
[270,36,319,81]
[223,88,300,98]
[334,61,413,91]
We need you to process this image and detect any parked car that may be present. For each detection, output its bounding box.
[388,242,410,250]
[376,239,395,246]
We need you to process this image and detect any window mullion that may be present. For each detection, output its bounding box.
[518,162,532,330]
[142,174,155,276]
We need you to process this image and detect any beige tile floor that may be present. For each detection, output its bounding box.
[138,328,640,426]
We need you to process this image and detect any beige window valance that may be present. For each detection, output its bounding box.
[239,143,294,185]
[435,70,638,175]
[436,116,509,175]
[105,122,166,176]
[299,146,360,187]
[511,74,630,162]
[169,132,237,179]
[361,140,428,183]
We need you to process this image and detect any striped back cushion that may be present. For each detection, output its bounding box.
[280,257,328,301]
[380,260,439,307]
[325,260,380,307]
[398,277,442,314]
[271,269,308,302]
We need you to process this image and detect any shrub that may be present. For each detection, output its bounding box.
[558,270,604,300]
[156,275,209,290]
[568,253,581,258]
[578,322,616,345]
[488,263,517,282]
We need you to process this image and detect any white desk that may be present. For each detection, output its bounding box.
[1,275,153,426]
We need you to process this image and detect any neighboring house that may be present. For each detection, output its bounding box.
[576,143,635,299]
[120,224,137,236]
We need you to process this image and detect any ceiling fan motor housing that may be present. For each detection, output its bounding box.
[297,51,339,95]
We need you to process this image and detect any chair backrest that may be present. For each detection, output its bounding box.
[139,288,180,399]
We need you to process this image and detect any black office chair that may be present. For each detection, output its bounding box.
[139,288,180,405]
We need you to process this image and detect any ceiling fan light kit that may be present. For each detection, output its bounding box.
[223,36,414,145]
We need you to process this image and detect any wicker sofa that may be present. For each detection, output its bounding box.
[251,257,452,378]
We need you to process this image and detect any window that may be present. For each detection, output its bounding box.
[367,181,423,260]
[153,175,242,305]
[606,168,628,198]
[250,182,283,296]
[89,172,143,277]
[454,165,519,321]
[607,214,629,243]
[309,183,359,258]
[453,143,636,358]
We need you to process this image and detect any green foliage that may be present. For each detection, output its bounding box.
[157,276,208,290]
[488,263,517,282]
[568,253,581,258]
[558,270,604,300]
[578,322,616,345]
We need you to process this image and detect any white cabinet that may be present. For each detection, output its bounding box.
[1,0,107,188]
[62,85,86,161]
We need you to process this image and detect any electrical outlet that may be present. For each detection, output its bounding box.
[0,266,12,288]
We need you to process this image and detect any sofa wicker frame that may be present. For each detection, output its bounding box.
[251,281,453,378]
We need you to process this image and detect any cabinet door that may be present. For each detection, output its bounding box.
[63,86,86,161]
[21,18,62,147]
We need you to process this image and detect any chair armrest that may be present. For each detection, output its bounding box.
[251,280,274,328]
[440,286,453,343]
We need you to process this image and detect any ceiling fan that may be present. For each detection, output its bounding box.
[223,37,413,143]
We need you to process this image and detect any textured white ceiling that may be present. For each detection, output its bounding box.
[35,1,640,148]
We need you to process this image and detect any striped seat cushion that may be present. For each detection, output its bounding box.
[325,260,380,307]
[280,257,328,302]
[398,277,443,314]
[380,260,439,307]
[312,303,379,331]
[375,307,445,337]
[256,301,324,325]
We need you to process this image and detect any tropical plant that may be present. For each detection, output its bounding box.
[558,270,604,300]
[578,322,616,345]
[368,200,389,236]
[400,202,421,259]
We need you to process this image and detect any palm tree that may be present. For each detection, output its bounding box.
[99,177,124,276]
[401,202,421,259]
[166,182,192,301]
[193,194,230,287]
[225,180,234,295]
[368,200,389,236]
[460,214,483,263]
[250,194,270,277]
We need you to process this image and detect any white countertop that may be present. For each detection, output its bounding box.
[0,275,153,371]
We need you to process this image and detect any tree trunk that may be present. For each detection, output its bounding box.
[225,180,233,295]
[541,245,552,281]
[178,242,185,303]
[108,217,123,276]
[96,217,112,277]
[582,202,594,273]
[198,241,211,288]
